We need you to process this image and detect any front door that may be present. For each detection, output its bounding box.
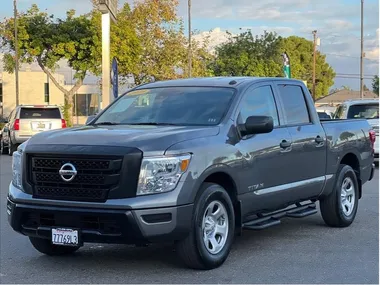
[235,83,294,213]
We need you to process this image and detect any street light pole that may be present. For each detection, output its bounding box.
[312,30,317,102]
[360,0,364,98]
[14,0,19,106]
[188,0,192,78]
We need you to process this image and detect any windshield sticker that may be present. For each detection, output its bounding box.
[127,89,150,96]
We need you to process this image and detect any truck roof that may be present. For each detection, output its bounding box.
[134,77,306,90]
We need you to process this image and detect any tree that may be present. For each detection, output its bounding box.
[89,3,142,86]
[279,36,335,99]
[210,30,283,77]
[0,5,102,125]
[372,75,379,95]
[91,0,213,84]
[125,0,184,85]
[363,84,369,91]
[210,31,336,99]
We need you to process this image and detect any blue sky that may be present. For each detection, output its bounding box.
[1,0,379,91]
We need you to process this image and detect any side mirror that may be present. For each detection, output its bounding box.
[86,115,96,125]
[242,116,274,136]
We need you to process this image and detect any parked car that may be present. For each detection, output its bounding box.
[316,107,335,120]
[0,105,67,155]
[334,99,379,163]
[317,110,332,119]
[7,77,375,270]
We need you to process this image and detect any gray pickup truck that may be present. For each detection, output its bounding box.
[7,77,375,270]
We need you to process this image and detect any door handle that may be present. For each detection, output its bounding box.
[280,140,292,149]
[315,136,324,144]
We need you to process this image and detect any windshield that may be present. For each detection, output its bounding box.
[94,87,235,126]
[347,104,379,119]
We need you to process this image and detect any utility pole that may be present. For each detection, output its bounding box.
[188,0,192,78]
[360,0,364,98]
[312,30,317,102]
[14,0,19,106]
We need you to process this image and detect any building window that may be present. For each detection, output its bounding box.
[73,94,100,116]
[44,83,49,103]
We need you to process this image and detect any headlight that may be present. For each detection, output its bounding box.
[12,149,23,189]
[137,154,191,196]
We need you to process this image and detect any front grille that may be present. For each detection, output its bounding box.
[22,212,122,235]
[28,155,123,202]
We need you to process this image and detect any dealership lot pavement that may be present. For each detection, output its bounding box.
[0,154,378,284]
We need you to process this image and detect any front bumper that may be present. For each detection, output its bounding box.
[12,132,31,144]
[7,197,193,244]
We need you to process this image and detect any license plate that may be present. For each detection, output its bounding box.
[52,228,79,246]
[37,123,45,129]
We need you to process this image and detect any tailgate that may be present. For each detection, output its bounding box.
[19,107,62,135]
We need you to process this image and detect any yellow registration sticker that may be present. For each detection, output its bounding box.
[127,89,150,96]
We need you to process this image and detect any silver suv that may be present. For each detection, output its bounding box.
[0,105,66,155]
[334,99,379,162]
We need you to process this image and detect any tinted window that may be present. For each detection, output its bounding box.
[239,85,279,127]
[317,112,331,119]
[94,87,235,126]
[347,104,379,119]
[277,85,310,125]
[20,108,61,119]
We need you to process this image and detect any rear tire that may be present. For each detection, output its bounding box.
[8,139,17,156]
[319,164,359,227]
[176,183,235,270]
[29,237,80,256]
[0,138,7,155]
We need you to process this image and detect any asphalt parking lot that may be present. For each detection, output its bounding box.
[0,154,378,284]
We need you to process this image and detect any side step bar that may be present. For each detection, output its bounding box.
[243,202,318,230]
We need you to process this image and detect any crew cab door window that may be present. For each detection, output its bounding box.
[277,85,310,125]
[238,85,279,127]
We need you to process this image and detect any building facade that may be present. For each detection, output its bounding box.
[0,71,101,125]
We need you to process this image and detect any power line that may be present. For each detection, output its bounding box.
[336,73,377,77]
[324,52,377,61]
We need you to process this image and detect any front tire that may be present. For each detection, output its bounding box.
[176,183,235,270]
[29,237,80,256]
[319,164,359,227]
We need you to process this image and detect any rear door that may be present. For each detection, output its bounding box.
[19,107,62,136]
[274,82,327,200]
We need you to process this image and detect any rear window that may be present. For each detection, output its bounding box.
[19,108,61,119]
[347,104,379,119]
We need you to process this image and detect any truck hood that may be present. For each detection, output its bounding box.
[26,125,220,155]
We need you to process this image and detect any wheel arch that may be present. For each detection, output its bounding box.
[193,165,242,234]
[339,152,362,198]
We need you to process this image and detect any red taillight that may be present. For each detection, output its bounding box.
[13,119,20,131]
[61,119,67,128]
[369,130,376,149]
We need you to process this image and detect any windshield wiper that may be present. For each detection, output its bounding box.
[127,122,180,126]
[93,122,119,125]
